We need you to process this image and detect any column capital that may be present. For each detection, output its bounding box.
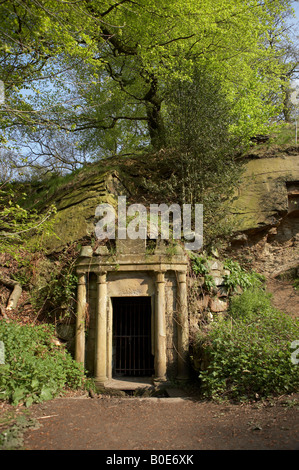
[177,271,187,283]
[77,272,86,285]
[96,271,107,284]
[155,270,166,283]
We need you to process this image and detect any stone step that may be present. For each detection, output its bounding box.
[165,388,189,398]
[104,377,153,391]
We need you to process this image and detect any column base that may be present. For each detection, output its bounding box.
[94,376,108,388]
[176,374,189,382]
[153,376,168,383]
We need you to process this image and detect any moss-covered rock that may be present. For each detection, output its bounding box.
[28,166,126,252]
[24,147,299,252]
[231,152,299,232]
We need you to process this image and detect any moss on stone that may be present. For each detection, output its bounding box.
[25,148,299,252]
[231,154,299,232]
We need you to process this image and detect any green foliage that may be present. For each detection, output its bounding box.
[223,259,265,293]
[0,186,57,256]
[0,0,294,169]
[142,67,245,247]
[0,321,84,406]
[196,288,299,400]
[190,254,209,276]
[30,264,78,319]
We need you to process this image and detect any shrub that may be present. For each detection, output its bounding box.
[223,259,265,293]
[196,288,299,400]
[0,321,84,406]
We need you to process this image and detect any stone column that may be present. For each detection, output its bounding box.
[75,272,86,365]
[94,271,108,386]
[154,271,167,381]
[176,271,189,380]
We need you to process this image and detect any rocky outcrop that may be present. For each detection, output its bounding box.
[27,146,299,280]
[232,150,299,232]
[34,168,128,252]
[229,148,299,277]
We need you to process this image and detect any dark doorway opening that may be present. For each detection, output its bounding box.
[112,297,154,377]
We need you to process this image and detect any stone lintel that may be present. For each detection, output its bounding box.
[76,253,188,275]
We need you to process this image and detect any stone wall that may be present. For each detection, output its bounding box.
[188,259,231,338]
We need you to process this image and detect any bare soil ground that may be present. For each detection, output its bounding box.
[0,392,290,451]
[266,278,299,319]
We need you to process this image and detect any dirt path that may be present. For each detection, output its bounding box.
[266,278,299,318]
[20,394,299,451]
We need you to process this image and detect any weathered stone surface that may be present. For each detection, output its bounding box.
[36,169,125,252]
[79,246,93,257]
[116,238,146,254]
[29,148,299,263]
[196,295,210,311]
[209,297,228,312]
[231,153,299,233]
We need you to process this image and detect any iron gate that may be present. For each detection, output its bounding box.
[112,297,154,377]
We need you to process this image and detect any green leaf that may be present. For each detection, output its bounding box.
[40,386,53,401]
[12,387,26,405]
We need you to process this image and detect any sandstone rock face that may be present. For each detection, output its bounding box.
[32,148,299,280]
[208,297,228,312]
[230,149,299,278]
[41,170,126,252]
[232,152,299,232]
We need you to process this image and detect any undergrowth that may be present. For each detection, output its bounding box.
[193,288,299,400]
[0,321,85,406]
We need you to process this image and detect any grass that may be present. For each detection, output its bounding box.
[264,122,298,148]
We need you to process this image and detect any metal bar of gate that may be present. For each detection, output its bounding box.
[113,297,154,376]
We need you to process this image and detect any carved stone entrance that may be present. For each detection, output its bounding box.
[74,239,189,387]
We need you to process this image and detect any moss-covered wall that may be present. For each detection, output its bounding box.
[231,152,299,233]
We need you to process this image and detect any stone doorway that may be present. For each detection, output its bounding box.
[112,297,154,378]
[74,239,190,387]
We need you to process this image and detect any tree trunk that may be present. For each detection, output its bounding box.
[281,78,293,123]
[0,275,22,310]
[144,77,167,150]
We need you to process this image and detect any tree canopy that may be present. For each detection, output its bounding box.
[0,0,297,176]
